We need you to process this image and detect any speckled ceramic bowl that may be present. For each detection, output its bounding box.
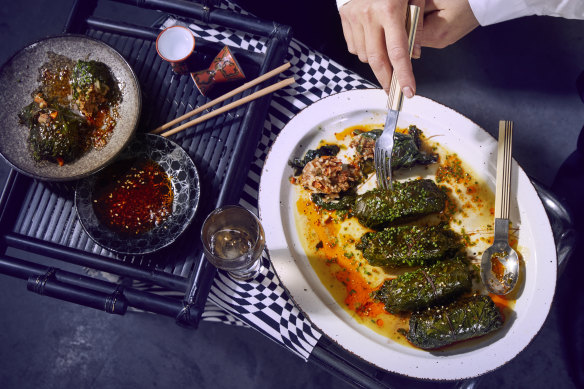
[0,35,141,181]
[75,134,201,255]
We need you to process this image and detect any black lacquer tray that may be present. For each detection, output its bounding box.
[0,0,291,327]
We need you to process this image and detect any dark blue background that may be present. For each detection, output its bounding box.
[1,1,582,388]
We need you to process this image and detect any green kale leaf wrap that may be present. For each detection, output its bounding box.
[71,60,120,117]
[353,126,437,174]
[311,192,356,211]
[357,223,462,267]
[372,258,471,313]
[288,144,340,176]
[391,125,438,169]
[19,102,87,163]
[71,60,118,102]
[407,295,504,350]
[353,179,446,230]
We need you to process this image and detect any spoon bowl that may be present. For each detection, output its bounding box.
[481,120,520,295]
[481,219,519,295]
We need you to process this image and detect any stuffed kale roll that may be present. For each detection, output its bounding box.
[357,223,462,267]
[19,99,88,164]
[71,60,120,117]
[407,295,504,350]
[373,258,471,313]
[390,126,439,169]
[353,179,446,230]
[351,126,438,175]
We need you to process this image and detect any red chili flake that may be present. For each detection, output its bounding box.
[92,158,173,236]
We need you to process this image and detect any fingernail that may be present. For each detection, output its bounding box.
[403,86,414,98]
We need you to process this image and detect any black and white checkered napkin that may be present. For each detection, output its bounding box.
[163,1,375,360]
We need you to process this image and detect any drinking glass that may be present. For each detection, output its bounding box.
[201,205,265,280]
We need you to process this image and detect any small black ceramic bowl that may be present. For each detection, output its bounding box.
[75,134,200,255]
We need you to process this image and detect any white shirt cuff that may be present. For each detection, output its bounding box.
[468,0,533,26]
[336,0,352,10]
[468,0,584,26]
[541,0,584,19]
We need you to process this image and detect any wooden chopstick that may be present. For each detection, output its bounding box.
[151,62,292,134]
[158,76,295,138]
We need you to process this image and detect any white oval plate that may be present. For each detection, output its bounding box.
[258,89,557,380]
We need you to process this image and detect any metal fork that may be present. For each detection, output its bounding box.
[374,5,420,190]
[375,79,402,190]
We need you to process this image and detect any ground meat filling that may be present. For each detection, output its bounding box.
[350,134,375,162]
[299,156,360,196]
[76,82,110,117]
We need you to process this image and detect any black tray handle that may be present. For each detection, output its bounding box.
[1,254,201,322]
[5,233,189,292]
[64,0,98,34]
[111,0,289,38]
[83,16,265,65]
[27,268,128,315]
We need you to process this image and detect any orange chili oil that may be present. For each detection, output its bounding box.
[490,251,508,282]
[86,106,119,149]
[92,158,173,236]
[39,55,73,106]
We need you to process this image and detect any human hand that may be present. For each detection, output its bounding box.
[339,0,425,96]
[420,0,479,49]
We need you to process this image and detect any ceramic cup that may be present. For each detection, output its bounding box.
[191,45,246,96]
[201,205,265,281]
[156,26,196,75]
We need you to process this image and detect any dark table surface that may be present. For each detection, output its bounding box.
[1,1,583,388]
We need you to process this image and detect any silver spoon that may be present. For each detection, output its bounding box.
[481,120,519,295]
